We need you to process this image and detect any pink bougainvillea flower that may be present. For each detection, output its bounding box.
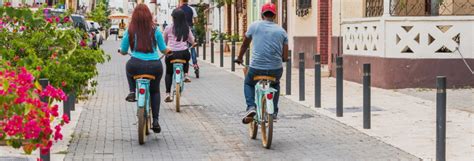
[80,40,87,47]
[61,81,67,87]
[55,17,60,23]
[19,26,26,31]
[62,114,70,124]
[50,105,59,117]
[63,17,70,23]
[51,52,58,59]
[46,18,53,23]
[36,66,42,71]
[53,125,63,141]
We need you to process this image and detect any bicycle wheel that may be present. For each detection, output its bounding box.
[260,98,273,149]
[249,120,258,139]
[175,83,181,112]
[137,108,147,145]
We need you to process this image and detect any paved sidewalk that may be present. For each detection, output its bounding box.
[196,44,473,161]
[64,40,418,160]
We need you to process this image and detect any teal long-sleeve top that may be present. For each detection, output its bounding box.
[120,29,167,61]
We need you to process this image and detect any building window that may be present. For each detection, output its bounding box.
[365,0,383,17]
[297,0,311,9]
[390,0,474,16]
[296,0,311,17]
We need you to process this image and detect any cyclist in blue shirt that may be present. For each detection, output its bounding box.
[235,3,289,124]
[120,4,171,133]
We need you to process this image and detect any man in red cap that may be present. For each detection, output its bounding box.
[236,3,289,124]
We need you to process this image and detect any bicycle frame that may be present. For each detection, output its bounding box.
[254,80,277,123]
[136,79,151,113]
[172,63,185,93]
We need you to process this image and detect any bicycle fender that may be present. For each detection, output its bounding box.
[136,79,150,108]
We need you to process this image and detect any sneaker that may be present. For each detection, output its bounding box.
[164,93,172,102]
[125,92,136,102]
[272,114,278,122]
[242,107,257,124]
[184,76,191,83]
[152,119,161,133]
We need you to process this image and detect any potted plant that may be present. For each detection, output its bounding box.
[224,33,243,55]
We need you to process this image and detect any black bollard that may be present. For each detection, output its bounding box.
[286,51,292,95]
[203,39,206,60]
[363,64,371,129]
[39,78,50,161]
[336,57,343,117]
[231,40,236,72]
[211,40,215,63]
[245,49,250,66]
[62,93,72,120]
[314,54,321,108]
[436,76,447,161]
[299,52,305,101]
[220,38,224,67]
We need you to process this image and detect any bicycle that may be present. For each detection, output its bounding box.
[239,63,277,149]
[169,59,187,112]
[119,49,169,144]
[133,74,154,145]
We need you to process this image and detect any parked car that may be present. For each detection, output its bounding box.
[87,21,104,45]
[110,25,119,35]
[71,15,99,49]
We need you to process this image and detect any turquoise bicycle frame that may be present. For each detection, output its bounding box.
[255,81,277,120]
[172,63,185,93]
[136,79,151,114]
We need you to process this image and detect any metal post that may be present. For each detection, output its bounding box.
[220,37,224,67]
[62,94,71,120]
[245,49,250,66]
[203,39,206,60]
[211,40,214,63]
[299,52,305,101]
[286,51,292,95]
[314,54,321,108]
[231,40,235,72]
[363,64,371,129]
[336,57,343,117]
[436,76,447,161]
[39,78,50,161]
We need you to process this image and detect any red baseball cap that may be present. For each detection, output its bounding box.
[261,3,277,15]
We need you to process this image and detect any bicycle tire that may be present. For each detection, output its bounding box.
[138,108,146,145]
[260,98,273,149]
[175,83,180,112]
[249,121,258,139]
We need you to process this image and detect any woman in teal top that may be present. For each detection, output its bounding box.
[120,4,170,133]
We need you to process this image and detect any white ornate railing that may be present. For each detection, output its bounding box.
[342,16,474,59]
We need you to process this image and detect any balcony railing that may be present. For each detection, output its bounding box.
[342,16,474,59]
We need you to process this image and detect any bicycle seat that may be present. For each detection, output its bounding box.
[170,59,187,64]
[133,74,156,80]
[253,75,276,82]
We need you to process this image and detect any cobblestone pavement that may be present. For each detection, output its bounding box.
[65,40,419,160]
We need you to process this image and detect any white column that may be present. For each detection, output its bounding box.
[382,0,391,16]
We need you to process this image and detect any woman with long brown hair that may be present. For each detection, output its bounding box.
[120,4,170,133]
[163,8,195,102]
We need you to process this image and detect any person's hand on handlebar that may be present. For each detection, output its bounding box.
[118,49,128,55]
[234,56,244,65]
[162,48,173,56]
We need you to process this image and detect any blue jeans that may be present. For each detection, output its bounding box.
[244,67,283,114]
[189,28,198,66]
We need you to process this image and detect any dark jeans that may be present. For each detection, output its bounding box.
[189,28,198,66]
[244,67,283,114]
[126,57,163,121]
[165,50,191,93]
